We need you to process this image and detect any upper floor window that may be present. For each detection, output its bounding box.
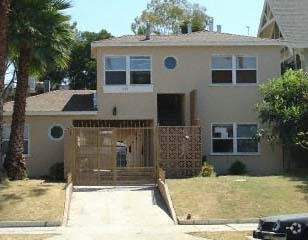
[130,56,151,84]
[211,55,257,85]
[105,56,151,85]
[105,56,126,85]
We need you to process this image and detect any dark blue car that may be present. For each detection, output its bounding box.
[253,213,308,240]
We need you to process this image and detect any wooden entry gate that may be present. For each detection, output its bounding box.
[64,125,202,185]
[64,127,156,186]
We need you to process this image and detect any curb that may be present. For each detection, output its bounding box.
[178,218,260,225]
[62,182,73,226]
[0,221,61,228]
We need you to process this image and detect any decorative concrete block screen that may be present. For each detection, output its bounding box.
[158,126,202,178]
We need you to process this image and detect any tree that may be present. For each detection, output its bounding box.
[3,0,74,180]
[68,29,112,90]
[0,0,10,164]
[40,28,112,90]
[131,0,209,35]
[257,69,308,164]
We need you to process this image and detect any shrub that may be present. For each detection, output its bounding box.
[229,161,247,175]
[48,162,64,182]
[200,163,214,177]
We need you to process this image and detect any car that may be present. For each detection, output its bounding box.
[253,213,308,240]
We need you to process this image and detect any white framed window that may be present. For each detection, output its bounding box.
[212,124,234,153]
[211,56,233,84]
[237,124,259,153]
[48,124,64,141]
[2,124,30,156]
[129,56,151,84]
[211,55,257,85]
[104,55,152,86]
[105,56,127,85]
[211,123,259,155]
[236,56,257,84]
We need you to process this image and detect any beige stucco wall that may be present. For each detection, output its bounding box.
[3,115,96,177]
[94,45,283,174]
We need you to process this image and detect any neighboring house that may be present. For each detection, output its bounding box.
[3,30,283,177]
[258,0,308,71]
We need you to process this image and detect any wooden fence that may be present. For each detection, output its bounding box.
[64,127,156,185]
[64,125,202,185]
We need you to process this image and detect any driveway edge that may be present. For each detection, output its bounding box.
[62,182,73,226]
[157,179,178,224]
[178,218,260,225]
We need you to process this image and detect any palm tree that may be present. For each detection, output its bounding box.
[3,0,73,180]
[0,0,10,164]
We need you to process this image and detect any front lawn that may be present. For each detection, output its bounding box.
[167,174,308,220]
[0,179,65,222]
[189,231,251,240]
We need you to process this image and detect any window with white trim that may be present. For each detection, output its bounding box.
[105,56,126,85]
[2,125,29,155]
[211,56,257,84]
[105,56,151,85]
[212,123,259,154]
[212,124,234,153]
[49,125,64,141]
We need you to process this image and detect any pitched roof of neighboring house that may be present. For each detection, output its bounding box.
[4,90,97,115]
[92,30,283,49]
[259,0,308,47]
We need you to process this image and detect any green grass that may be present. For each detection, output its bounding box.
[0,235,55,240]
[0,179,65,222]
[167,174,308,220]
[189,231,251,240]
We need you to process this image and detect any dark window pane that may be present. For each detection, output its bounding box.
[23,140,29,154]
[237,139,258,153]
[236,70,256,83]
[105,71,126,85]
[212,125,233,138]
[213,139,233,153]
[237,124,257,138]
[51,126,64,139]
[164,57,177,69]
[212,70,232,84]
[2,141,8,155]
[130,71,151,84]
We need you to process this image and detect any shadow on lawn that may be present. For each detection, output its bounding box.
[0,180,53,211]
[282,171,308,202]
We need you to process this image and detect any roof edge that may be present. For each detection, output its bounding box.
[4,111,98,116]
[91,41,284,48]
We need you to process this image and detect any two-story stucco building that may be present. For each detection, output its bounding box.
[3,31,283,178]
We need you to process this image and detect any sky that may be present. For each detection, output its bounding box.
[65,0,265,37]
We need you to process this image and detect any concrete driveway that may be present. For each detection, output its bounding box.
[68,185,172,228]
[58,185,203,240]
